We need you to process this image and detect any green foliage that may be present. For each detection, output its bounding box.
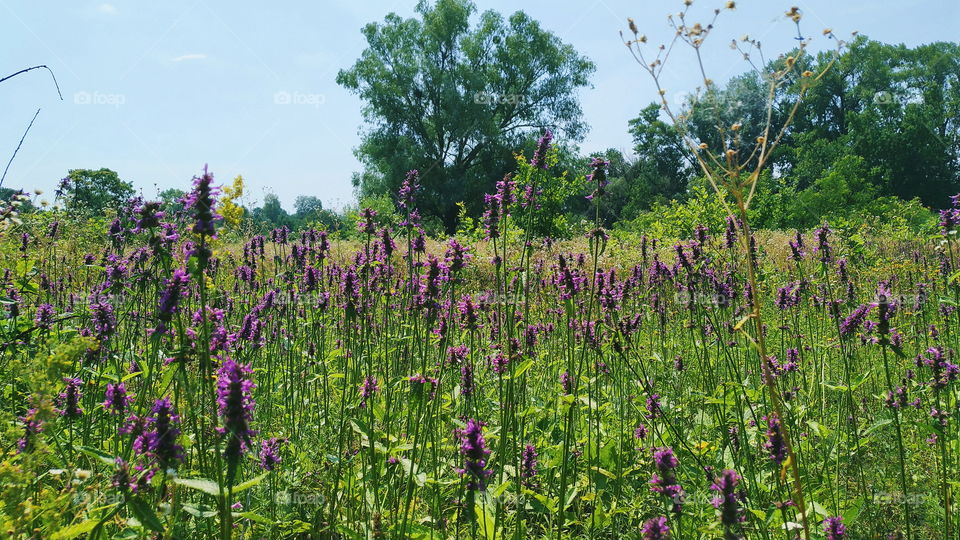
[251,193,292,231]
[784,37,960,207]
[337,0,595,230]
[293,196,323,218]
[622,184,732,239]
[616,37,958,232]
[157,188,186,215]
[60,168,134,217]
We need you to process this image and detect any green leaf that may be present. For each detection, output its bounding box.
[474,502,498,540]
[127,497,165,532]
[181,504,217,518]
[232,473,268,493]
[234,511,273,525]
[175,477,221,496]
[77,445,117,466]
[50,520,99,540]
[511,358,534,379]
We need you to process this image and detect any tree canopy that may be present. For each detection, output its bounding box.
[337,0,595,230]
[58,168,134,216]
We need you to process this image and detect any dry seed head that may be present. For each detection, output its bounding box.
[628,18,638,35]
[725,149,737,159]
[726,1,735,8]
[802,70,813,77]
[756,136,766,144]
[731,122,742,132]
[698,143,708,150]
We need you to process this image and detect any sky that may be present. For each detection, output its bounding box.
[1,0,956,211]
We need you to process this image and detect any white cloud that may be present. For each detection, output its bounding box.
[98,3,117,15]
[172,53,208,62]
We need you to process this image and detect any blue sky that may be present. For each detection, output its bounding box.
[1,0,955,211]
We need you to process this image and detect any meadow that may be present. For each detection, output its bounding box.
[0,3,957,537]
[0,160,957,539]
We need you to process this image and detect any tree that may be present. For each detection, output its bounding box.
[158,188,186,215]
[337,0,595,230]
[252,193,291,229]
[628,104,693,207]
[59,168,134,216]
[782,37,960,207]
[294,196,323,218]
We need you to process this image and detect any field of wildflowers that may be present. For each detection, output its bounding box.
[0,152,958,538]
[0,3,957,539]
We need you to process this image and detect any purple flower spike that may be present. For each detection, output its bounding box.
[641,516,670,539]
[260,437,286,471]
[530,129,553,169]
[823,516,846,539]
[710,469,745,527]
[216,358,258,471]
[103,382,134,415]
[457,418,493,491]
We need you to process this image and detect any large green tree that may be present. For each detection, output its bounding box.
[782,37,960,206]
[59,168,134,216]
[337,0,595,229]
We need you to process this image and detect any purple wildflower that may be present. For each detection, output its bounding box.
[103,383,134,415]
[359,375,378,408]
[216,358,258,472]
[457,418,493,491]
[823,516,847,539]
[710,469,745,528]
[17,407,43,453]
[764,414,787,465]
[641,516,670,539]
[34,303,55,329]
[58,377,84,419]
[649,447,683,503]
[154,268,190,336]
[260,437,286,471]
[560,370,574,395]
[530,129,553,169]
[184,166,221,237]
[398,170,420,210]
[521,443,539,488]
[585,157,609,201]
[145,396,184,468]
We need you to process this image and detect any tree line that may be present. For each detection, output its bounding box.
[3,0,957,236]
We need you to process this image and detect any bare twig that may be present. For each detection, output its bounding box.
[1,108,42,189]
[0,64,63,100]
